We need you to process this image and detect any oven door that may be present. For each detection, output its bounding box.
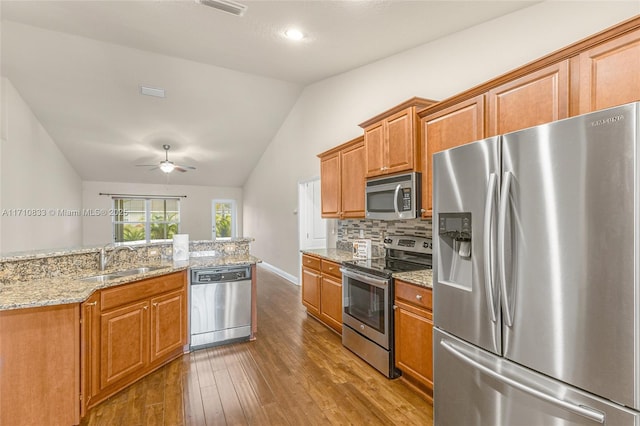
[342,268,391,349]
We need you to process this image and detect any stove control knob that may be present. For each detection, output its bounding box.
[235,272,244,279]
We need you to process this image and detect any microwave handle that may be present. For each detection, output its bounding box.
[393,184,402,216]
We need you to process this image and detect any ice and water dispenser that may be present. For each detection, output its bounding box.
[438,213,473,289]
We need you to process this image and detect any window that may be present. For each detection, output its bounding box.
[113,198,180,243]
[212,200,236,239]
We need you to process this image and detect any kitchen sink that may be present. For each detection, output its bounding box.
[80,274,124,282]
[80,266,168,282]
[114,266,168,276]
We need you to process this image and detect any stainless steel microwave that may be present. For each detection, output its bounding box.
[365,172,421,220]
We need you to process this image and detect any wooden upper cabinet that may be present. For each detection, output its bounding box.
[320,151,340,217]
[488,60,569,136]
[421,95,486,217]
[576,27,640,115]
[340,138,366,218]
[318,136,365,219]
[364,122,385,176]
[360,98,437,178]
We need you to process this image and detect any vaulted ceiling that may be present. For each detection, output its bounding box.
[1,0,538,186]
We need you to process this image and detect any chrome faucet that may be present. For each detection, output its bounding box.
[100,243,134,271]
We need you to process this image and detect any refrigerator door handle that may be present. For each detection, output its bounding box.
[440,340,606,424]
[498,171,515,327]
[483,173,498,323]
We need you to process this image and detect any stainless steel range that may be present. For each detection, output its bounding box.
[341,235,432,378]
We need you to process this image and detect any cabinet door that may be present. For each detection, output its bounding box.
[395,300,433,397]
[320,151,341,218]
[0,304,80,426]
[364,121,386,177]
[385,108,415,175]
[577,28,640,114]
[100,300,149,389]
[340,139,365,218]
[81,294,100,416]
[488,60,569,136]
[301,267,321,317]
[423,95,485,217]
[320,274,343,334]
[150,290,186,364]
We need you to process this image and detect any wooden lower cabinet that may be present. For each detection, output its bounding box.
[100,300,150,388]
[302,264,322,317]
[0,304,80,426]
[394,279,433,402]
[301,254,343,333]
[82,271,188,414]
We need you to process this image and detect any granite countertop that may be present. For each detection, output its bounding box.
[393,269,433,289]
[302,248,433,289]
[0,254,261,311]
[301,248,356,263]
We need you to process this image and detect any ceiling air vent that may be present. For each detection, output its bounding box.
[196,0,248,16]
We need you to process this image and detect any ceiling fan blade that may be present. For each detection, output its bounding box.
[174,166,189,173]
[135,164,159,167]
[175,164,196,170]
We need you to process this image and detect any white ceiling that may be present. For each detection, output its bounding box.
[1,0,538,187]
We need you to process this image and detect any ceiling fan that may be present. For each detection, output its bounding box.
[136,144,196,173]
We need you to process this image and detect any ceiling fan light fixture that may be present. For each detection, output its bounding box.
[160,161,175,173]
[284,28,304,41]
[196,0,247,16]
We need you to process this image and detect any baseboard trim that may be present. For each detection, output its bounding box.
[258,262,299,285]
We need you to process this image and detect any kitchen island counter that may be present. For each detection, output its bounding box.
[0,254,261,311]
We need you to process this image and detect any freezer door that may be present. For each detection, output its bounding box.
[433,136,502,355]
[434,328,640,426]
[500,102,640,409]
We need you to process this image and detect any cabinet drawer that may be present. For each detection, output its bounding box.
[395,280,432,311]
[302,254,321,271]
[321,260,341,279]
[101,271,186,311]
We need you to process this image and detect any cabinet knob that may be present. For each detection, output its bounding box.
[144,306,148,310]
[416,294,423,300]
[153,302,158,307]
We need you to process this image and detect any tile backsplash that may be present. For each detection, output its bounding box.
[337,218,433,256]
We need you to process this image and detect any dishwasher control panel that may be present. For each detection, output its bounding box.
[191,265,252,284]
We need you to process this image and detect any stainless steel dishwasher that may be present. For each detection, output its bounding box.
[190,264,252,350]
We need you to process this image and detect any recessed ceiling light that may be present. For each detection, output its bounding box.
[284,28,304,41]
[140,86,166,98]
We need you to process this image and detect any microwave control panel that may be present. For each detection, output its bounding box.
[400,188,411,211]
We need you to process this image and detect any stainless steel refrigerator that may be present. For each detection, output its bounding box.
[433,101,640,425]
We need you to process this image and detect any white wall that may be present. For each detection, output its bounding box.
[82,180,242,246]
[0,78,83,253]
[243,2,640,278]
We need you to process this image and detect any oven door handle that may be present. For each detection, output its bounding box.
[340,268,389,288]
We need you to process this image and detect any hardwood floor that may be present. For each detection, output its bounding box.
[81,265,434,425]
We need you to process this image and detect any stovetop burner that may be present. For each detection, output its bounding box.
[342,235,432,279]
